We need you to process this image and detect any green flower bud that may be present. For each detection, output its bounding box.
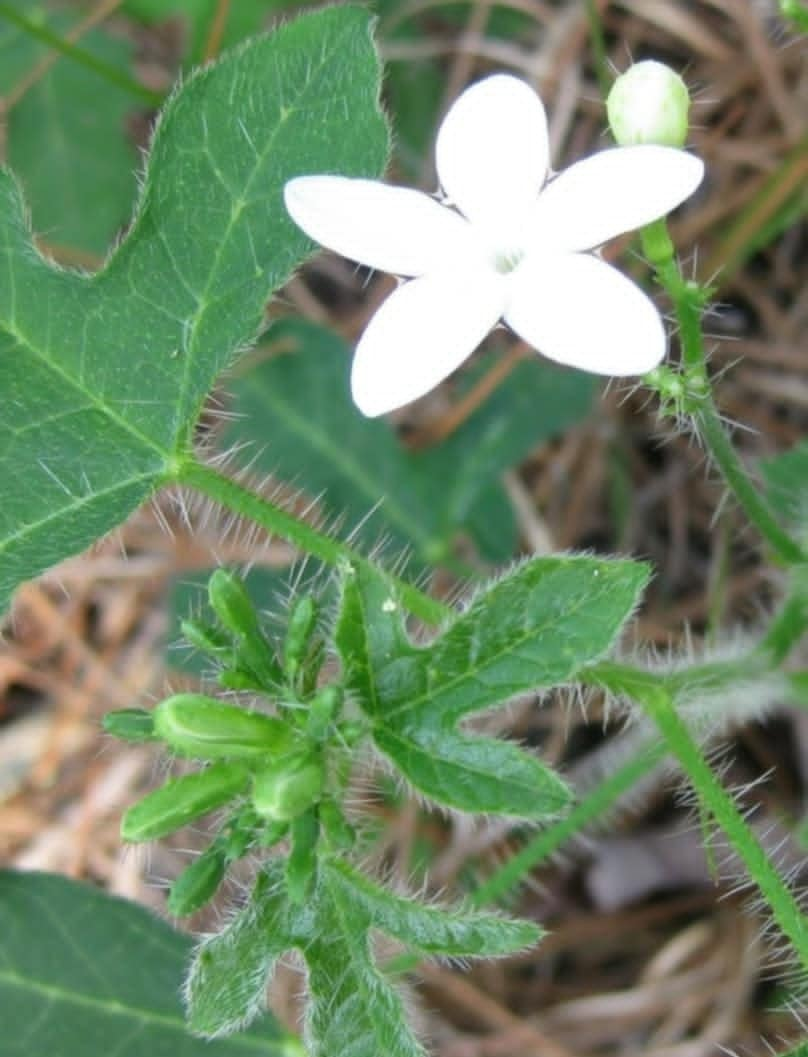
[285,809,319,904]
[154,694,293,760]
[252,753,324,821]
[180,617,232,657]
[319,798,355,851]
[306,684,343,741]
[208,568,262,638]
[206,570,284,689]
[102,708,156,743]
[122,761,249,842]
[283,595,319,680]
[168,844,227,916]
[607,61,691,147]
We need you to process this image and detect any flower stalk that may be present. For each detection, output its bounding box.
[174,457,450,626]
[641,219,805,566]
[634,682,808,969]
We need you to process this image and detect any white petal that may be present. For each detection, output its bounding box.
[352,270,506,416]
[505,252,665,375]
[435,74,549,238]
[284,176,477,277]
[527,146,704,252]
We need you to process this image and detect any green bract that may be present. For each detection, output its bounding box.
[122,761,250,842]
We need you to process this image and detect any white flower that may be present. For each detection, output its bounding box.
[284,74,704,417]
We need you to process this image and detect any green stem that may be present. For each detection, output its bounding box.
[635,683,808,968]
[641,219,805,565]
[759,566,808,663]
[695,402,805,564]
[0,2,163,107]
[175,458,451,627]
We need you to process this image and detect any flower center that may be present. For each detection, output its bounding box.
[492,247,525,274]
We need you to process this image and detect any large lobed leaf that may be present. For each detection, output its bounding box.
[0,870,287,1056]
[0,0,139,255]
[0,6,388,613]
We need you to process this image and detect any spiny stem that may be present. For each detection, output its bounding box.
[175,458,450,627]
[0,1,162,106]
[641,219,805,565]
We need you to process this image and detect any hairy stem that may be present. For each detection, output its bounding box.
[623,679,808,968]
[175,458,450,626]
[641,219,805,565]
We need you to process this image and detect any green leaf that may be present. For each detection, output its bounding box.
[166,566,288,675]
[0,6,388,614]
[334,562,420,717]
[0,1,139,255]
[337,558,647,814]
[374,724,571,817]
[350,557,650,726]
[123,0,289,64]
[301,868,425,1057]
[760,441,808,528]
[0,869,287,1055]
[186,862,293,1038]
[327,858,541,956]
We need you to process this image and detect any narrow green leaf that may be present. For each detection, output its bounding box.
[334,562,420,717]
[0,870,286,1055]
[374,724,570,817]
[301,871,426,1057]
[760,441,808,528]
[0,2,139,254]
[122,761,250,841]
[327,858,542,956]
[0,6,388,613]
[186,862,293,1038]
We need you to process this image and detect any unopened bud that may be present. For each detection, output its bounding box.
[154,694,293,760]
[284,595,318,680]
[122,761,249,842]
[168,845,227,916]
[607,61,690,147]
[252,753,324,821]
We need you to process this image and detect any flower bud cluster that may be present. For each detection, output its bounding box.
[103,569,357,916]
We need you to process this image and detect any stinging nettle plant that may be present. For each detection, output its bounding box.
[3,6,808,1056]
